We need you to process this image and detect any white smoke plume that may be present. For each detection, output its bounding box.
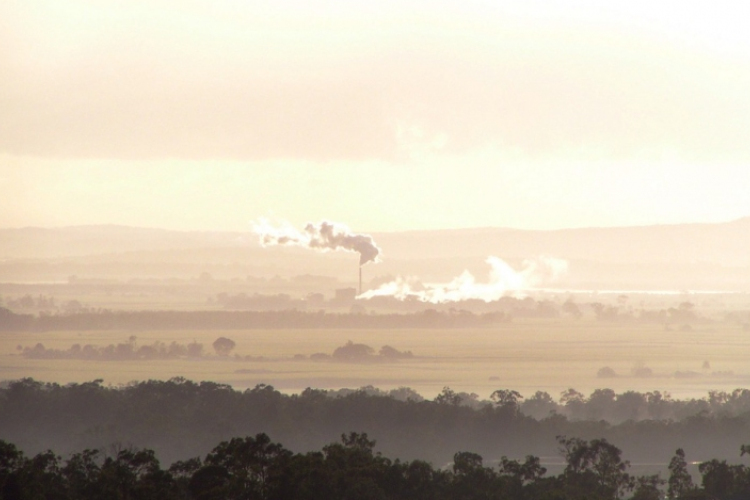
[253,219,381,266]
[360,256,568,303]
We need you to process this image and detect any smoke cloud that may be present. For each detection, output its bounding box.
[360,256,568,303]
[253,219,381,266]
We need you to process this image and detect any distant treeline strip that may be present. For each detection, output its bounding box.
[3,378,750,475]
[0,307,508,331]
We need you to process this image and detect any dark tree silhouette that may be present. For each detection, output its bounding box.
[667,448,694,499]
[212,337,236,357]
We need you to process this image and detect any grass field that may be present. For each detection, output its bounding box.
[2,319,750,400]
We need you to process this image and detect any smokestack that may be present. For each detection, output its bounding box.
[359,266,362,296]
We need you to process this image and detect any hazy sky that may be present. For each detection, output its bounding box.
[2,1,750,232]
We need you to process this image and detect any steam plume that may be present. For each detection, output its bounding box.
[253,219,381,266]
[360,256,568,303]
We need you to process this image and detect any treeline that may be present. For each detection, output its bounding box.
[17,338,414,363]
[3,297,743,331]
[514,387,750,423]
[3,431,750,499]
[0,307,509,331]
[19,337,206,361]
[4,378,750,472]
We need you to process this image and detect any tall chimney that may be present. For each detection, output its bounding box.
[359,266,362,296]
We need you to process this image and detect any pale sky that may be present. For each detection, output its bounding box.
[2,1,750,232]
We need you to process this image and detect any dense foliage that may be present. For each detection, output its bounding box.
[3,431,750,499]
[4,378,750,472]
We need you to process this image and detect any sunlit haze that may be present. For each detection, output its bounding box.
[2,0,750,231]
[6,4,750,488]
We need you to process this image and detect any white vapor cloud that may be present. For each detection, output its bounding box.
[253,219,381,266]
[360,256,568,303]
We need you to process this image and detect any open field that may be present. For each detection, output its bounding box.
[2,319,750,400]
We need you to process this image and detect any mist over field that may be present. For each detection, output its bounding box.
[3,227,750,499]
[2,222,750,395]
[0,221,748,415]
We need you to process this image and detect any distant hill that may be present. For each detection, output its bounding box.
[0,225,253,259]
[0,219,749,290]
[373,217,750,265]
[2,219,749,264]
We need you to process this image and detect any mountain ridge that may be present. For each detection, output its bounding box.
[0,220,748,290]
[1,218,749,265]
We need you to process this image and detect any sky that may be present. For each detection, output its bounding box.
[2,0,750,232]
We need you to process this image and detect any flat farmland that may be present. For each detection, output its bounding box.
[2,320,749,400]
